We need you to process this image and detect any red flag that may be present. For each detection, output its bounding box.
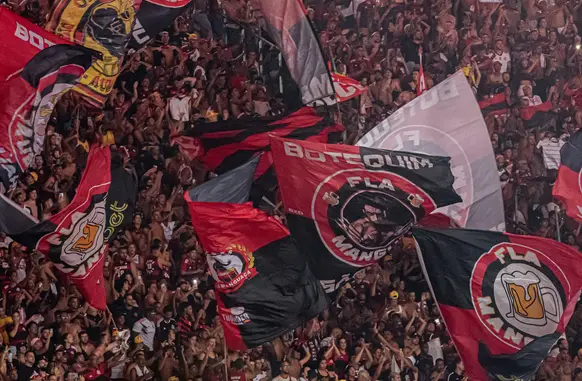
[11,146,113,310]
[331,73,366,102]
[0,45,92,187]
[170,135,204,161]
[0,8,70,81]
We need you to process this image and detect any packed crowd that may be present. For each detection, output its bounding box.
[3,0,582,380]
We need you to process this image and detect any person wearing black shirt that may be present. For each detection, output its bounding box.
[356,0,377,34]
[119,59,148,96]
[401,29,425,67]
[157,306,177,342]
[447,359,465,381]
[17,351,37,381]
[117,294,141,328]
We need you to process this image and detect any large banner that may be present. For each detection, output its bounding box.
[186,200,327,350]
[0,8,69,81]
[11,146,115,310]
[358,71,505,231]
[104,155,138,242]
[271,137,461,293]
[0,44,93,188]
[172,107,343,194]
[414,228,582,380]
[46,0,136,106]
[256,0,335,105]
[128,0,191,49]
[185,156,259,204]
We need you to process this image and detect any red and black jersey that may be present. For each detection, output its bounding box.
[113,262,130,281]
[181,254,205,274]
[83,362,110,381]
[145,257,170,281]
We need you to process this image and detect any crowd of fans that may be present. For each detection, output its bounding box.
[3,0,582,380]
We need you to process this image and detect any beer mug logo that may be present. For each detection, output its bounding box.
[501,271,560,327]
[492,264,563,339]
[471,243,568,349]
[62,200,107,267]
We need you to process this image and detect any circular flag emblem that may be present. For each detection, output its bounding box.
[311,168,436,267]
[471,243,567,349]
[378,125,473,226]
[207,244,257,292]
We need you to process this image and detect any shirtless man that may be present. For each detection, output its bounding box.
[287,345,311,378]
[149,210,166,243]
[154,32,180,68]
[59,311,82,346]
[79,331,95,359]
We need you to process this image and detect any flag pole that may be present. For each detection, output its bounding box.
[223,337,228,381]
[555,205,561,242]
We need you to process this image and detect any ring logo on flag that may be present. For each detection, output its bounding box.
[471,243,567,349]
[61,200,106,272]
[312,169,435,267]
[207,244,257,292]
[378,125,473,227]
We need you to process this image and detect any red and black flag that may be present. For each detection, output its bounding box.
[254,0,334,105]
[0,8,70,82]
[413,228,582,381]
[553,130,582,222]
[46,0,135,106]
[128,0,191,49]
[172,107,343,188]
[0,43,93,188]
[185,156,259,204]
[187,201,327,350]
[520,102,555,130]
[479,93,508,118]
[10,146,117,310]
[270,137,461,293]
[103,153,138,242]
[331,73,366,103]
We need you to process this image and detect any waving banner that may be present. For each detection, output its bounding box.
[332,73,366,103]
[271,137,461,293]
[129,0,191,49]
[173,107,343,195]
[104,155,138,243]
[358,71,504,231]
[46,0,135,106]
[553,131,582,222]
[11,146,114,310]
[413,228,582,381]
[0,8,69,81]
[0,44,93,188]
[187,201,327,350]
[256,0,335,105]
